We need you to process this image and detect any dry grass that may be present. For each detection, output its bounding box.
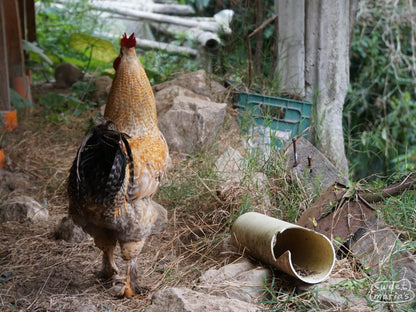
[0,86,376,311]
[0,92,242,311]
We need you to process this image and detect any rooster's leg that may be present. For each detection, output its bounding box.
[101,244,118,278]
[112,240,147,298]
[90,228,119,279]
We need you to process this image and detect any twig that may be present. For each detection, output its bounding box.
[27,268,54,310]
[358,173,416,203]
[247,14,278,86]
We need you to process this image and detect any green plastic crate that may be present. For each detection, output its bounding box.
[235,91,313,144]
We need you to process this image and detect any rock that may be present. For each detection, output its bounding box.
[55,63,83,88]
[150,200,168,235]
[215,147,245,182]
[54,216,86,243]
[215,148,272,215]
[145,287,260,312]
[298,277,378,311]
[0,168,29,194]
[197,259,271,302]
[155,85,210,119]
[153,70,226,100]
[92,76,112,104]
[0,196,48,223]
[158,96,227,154]
[350,215,416,293]
[285,137,348,193]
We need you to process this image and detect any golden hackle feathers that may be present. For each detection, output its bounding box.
[104,41,158,138]
[104,33,170,201]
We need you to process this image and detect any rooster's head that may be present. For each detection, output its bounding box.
[113,33,136,70]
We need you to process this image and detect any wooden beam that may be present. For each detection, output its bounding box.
[4,0,25,86]
[26,0,36,42]
[18,0,36,42]
[18,0,26,40]
[0,0,10,111]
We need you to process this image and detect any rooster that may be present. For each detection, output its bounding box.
[67,33,170,298]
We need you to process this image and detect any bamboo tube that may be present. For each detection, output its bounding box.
[231,212,335,284]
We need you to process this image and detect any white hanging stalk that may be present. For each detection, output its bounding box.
[231,212,335,284]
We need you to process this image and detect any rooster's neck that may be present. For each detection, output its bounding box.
[104,54,158,137]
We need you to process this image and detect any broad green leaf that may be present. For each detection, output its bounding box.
[69,33,118,63]
[22,40,53,65]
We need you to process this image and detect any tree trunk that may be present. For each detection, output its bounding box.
[275,0,305,97]
[276,0,354,177]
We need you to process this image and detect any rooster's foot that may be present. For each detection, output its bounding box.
[111,275,148,298]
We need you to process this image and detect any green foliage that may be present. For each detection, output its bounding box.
[34,0,115,81]
[262,275,318,311]
[345,0,416,179]
[139,51,198,85]
[380,189,416,241]
[9,89,33,113]
[69,33,118,72]
[155,146,219,213]
[37,82,97,122]
[23,40,53,65]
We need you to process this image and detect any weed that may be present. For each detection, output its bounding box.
[379,190,416,241]
[262,274,318,311]
[37,82,97,123]
[345,0,416,178]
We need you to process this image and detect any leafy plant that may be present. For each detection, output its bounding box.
[69,33,118,71]
[35,0,114,81]
[380,189,416,241]
[9,88,33,113]
[37,82,97,122]
[345,0,416,179]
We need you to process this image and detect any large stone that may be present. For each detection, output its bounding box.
[351,215,416,294]
[285,137,347,193]
[215,148,272,215]
[215,147,245,182]
[54,215,86,243]
[145,287,260,312]
[92,76,112,104]
[158,96,227,154]
[155,85,210,119]
[150,200,168,235]
[153,70,226,100]
[315,278,374,311]
[55,63,83,88]
[0,168,29,195]
[0,195,48,223]
[197,259,271,303]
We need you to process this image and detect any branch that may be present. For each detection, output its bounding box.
[87,3,222,33]
[358,173,416,203]
[136,39,198,56]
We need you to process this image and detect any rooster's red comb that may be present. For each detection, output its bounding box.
[120,33,136,48]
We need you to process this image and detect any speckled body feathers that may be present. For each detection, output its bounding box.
[67,33,169,289]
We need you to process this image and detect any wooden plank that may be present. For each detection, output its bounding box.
[26,0,36,42]
[18,0,26,39]
[17,0,36,42]
[4,0,25,85]
[0,0,10,111]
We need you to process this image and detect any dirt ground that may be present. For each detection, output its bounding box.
[0,85,239,312]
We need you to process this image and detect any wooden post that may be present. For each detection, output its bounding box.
[18,0,36,42]
[4,0,27,96]
[0,0,10,111]
[26,0,36,42]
